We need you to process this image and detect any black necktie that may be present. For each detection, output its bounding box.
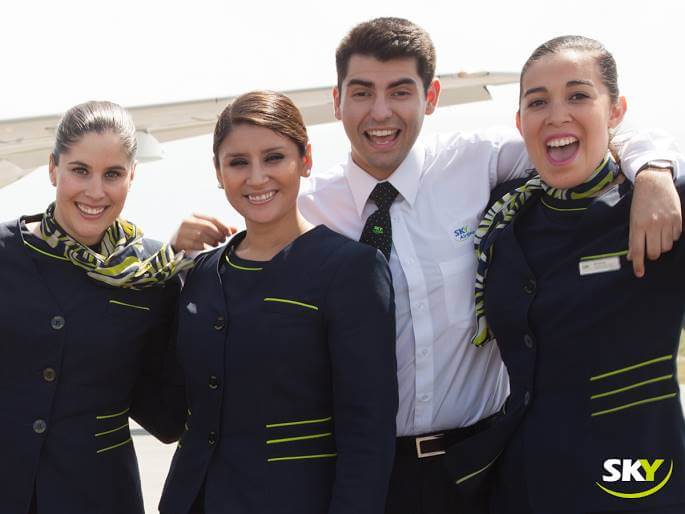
[359,182,399,260]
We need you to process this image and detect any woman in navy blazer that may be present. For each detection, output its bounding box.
[0,101,187,514]
[159,91,398,514]
[446,37,685,514]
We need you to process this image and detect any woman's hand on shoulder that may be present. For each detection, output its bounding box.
[170,213,236,252]
[628,168,682,277]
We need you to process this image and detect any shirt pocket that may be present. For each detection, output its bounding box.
[261,297,321,324]
[439,248,477,326]
[106,297,153,337]
[107,298,152,316]
[260,297,325,378]
[260,297,323,347]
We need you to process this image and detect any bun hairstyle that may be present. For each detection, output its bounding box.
[212,90,308,169]
[51,101,137,164]
[519,35,619,104]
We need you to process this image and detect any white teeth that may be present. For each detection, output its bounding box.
[77,203,105,215]
[367,129,397,137]
[248,191,276,202]
[547,136,578,148]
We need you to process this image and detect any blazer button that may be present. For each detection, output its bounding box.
[51,316,65,330]
[208,376,219,389]
[523,278,536,295]
[523,334,534,349]
[213,316,225,331]
[33,419,47,434]
[43,368,57,382]
[208,431,217,445]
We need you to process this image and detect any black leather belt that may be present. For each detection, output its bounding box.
[396,411,500,459]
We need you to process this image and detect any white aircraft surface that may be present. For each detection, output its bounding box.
[0,71,516,186]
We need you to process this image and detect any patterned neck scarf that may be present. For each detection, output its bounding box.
[472,154,618,346]
[35,202,193,289]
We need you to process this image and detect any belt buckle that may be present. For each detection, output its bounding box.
[415,433,446,458]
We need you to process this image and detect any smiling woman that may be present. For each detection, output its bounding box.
[456,36,685,514]
[162,91,398,514]
[212,91,311,237]
[48,130,135,245]
[0,101,189,514]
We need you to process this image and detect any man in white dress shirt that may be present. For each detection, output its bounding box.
[174,16,682,514]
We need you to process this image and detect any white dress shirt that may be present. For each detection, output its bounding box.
[298,126,682,437]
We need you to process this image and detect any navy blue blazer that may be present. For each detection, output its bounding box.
[446,179,685,513]
[159,225,398,514]
[0,218,184,514]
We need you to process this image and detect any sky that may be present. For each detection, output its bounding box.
[1,0,683,238]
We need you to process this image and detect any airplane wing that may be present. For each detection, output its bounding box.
[0,71,518,188]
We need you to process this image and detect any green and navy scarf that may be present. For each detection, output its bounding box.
[472,154,619,346]
[34,202,193,289]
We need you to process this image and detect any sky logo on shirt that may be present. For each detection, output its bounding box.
[596,458,673,498]
[453,225,475,241]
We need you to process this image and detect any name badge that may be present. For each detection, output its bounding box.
[579,256,621,276]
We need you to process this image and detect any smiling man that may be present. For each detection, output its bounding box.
[296,17,684,514]
[332,54,439,181]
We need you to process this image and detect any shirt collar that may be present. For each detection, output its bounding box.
[345,144,424,218]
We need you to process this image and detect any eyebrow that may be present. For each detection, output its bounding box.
[346,78,417,90]
[224,146,286,158]
[523,86,546,97]
[66,160,127,172]
[346,79,374,89]
[567,79,594,87]
[523,79,596,97]
[388,78,417,89]
[261,146,286,153]
[67,160,91,168]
